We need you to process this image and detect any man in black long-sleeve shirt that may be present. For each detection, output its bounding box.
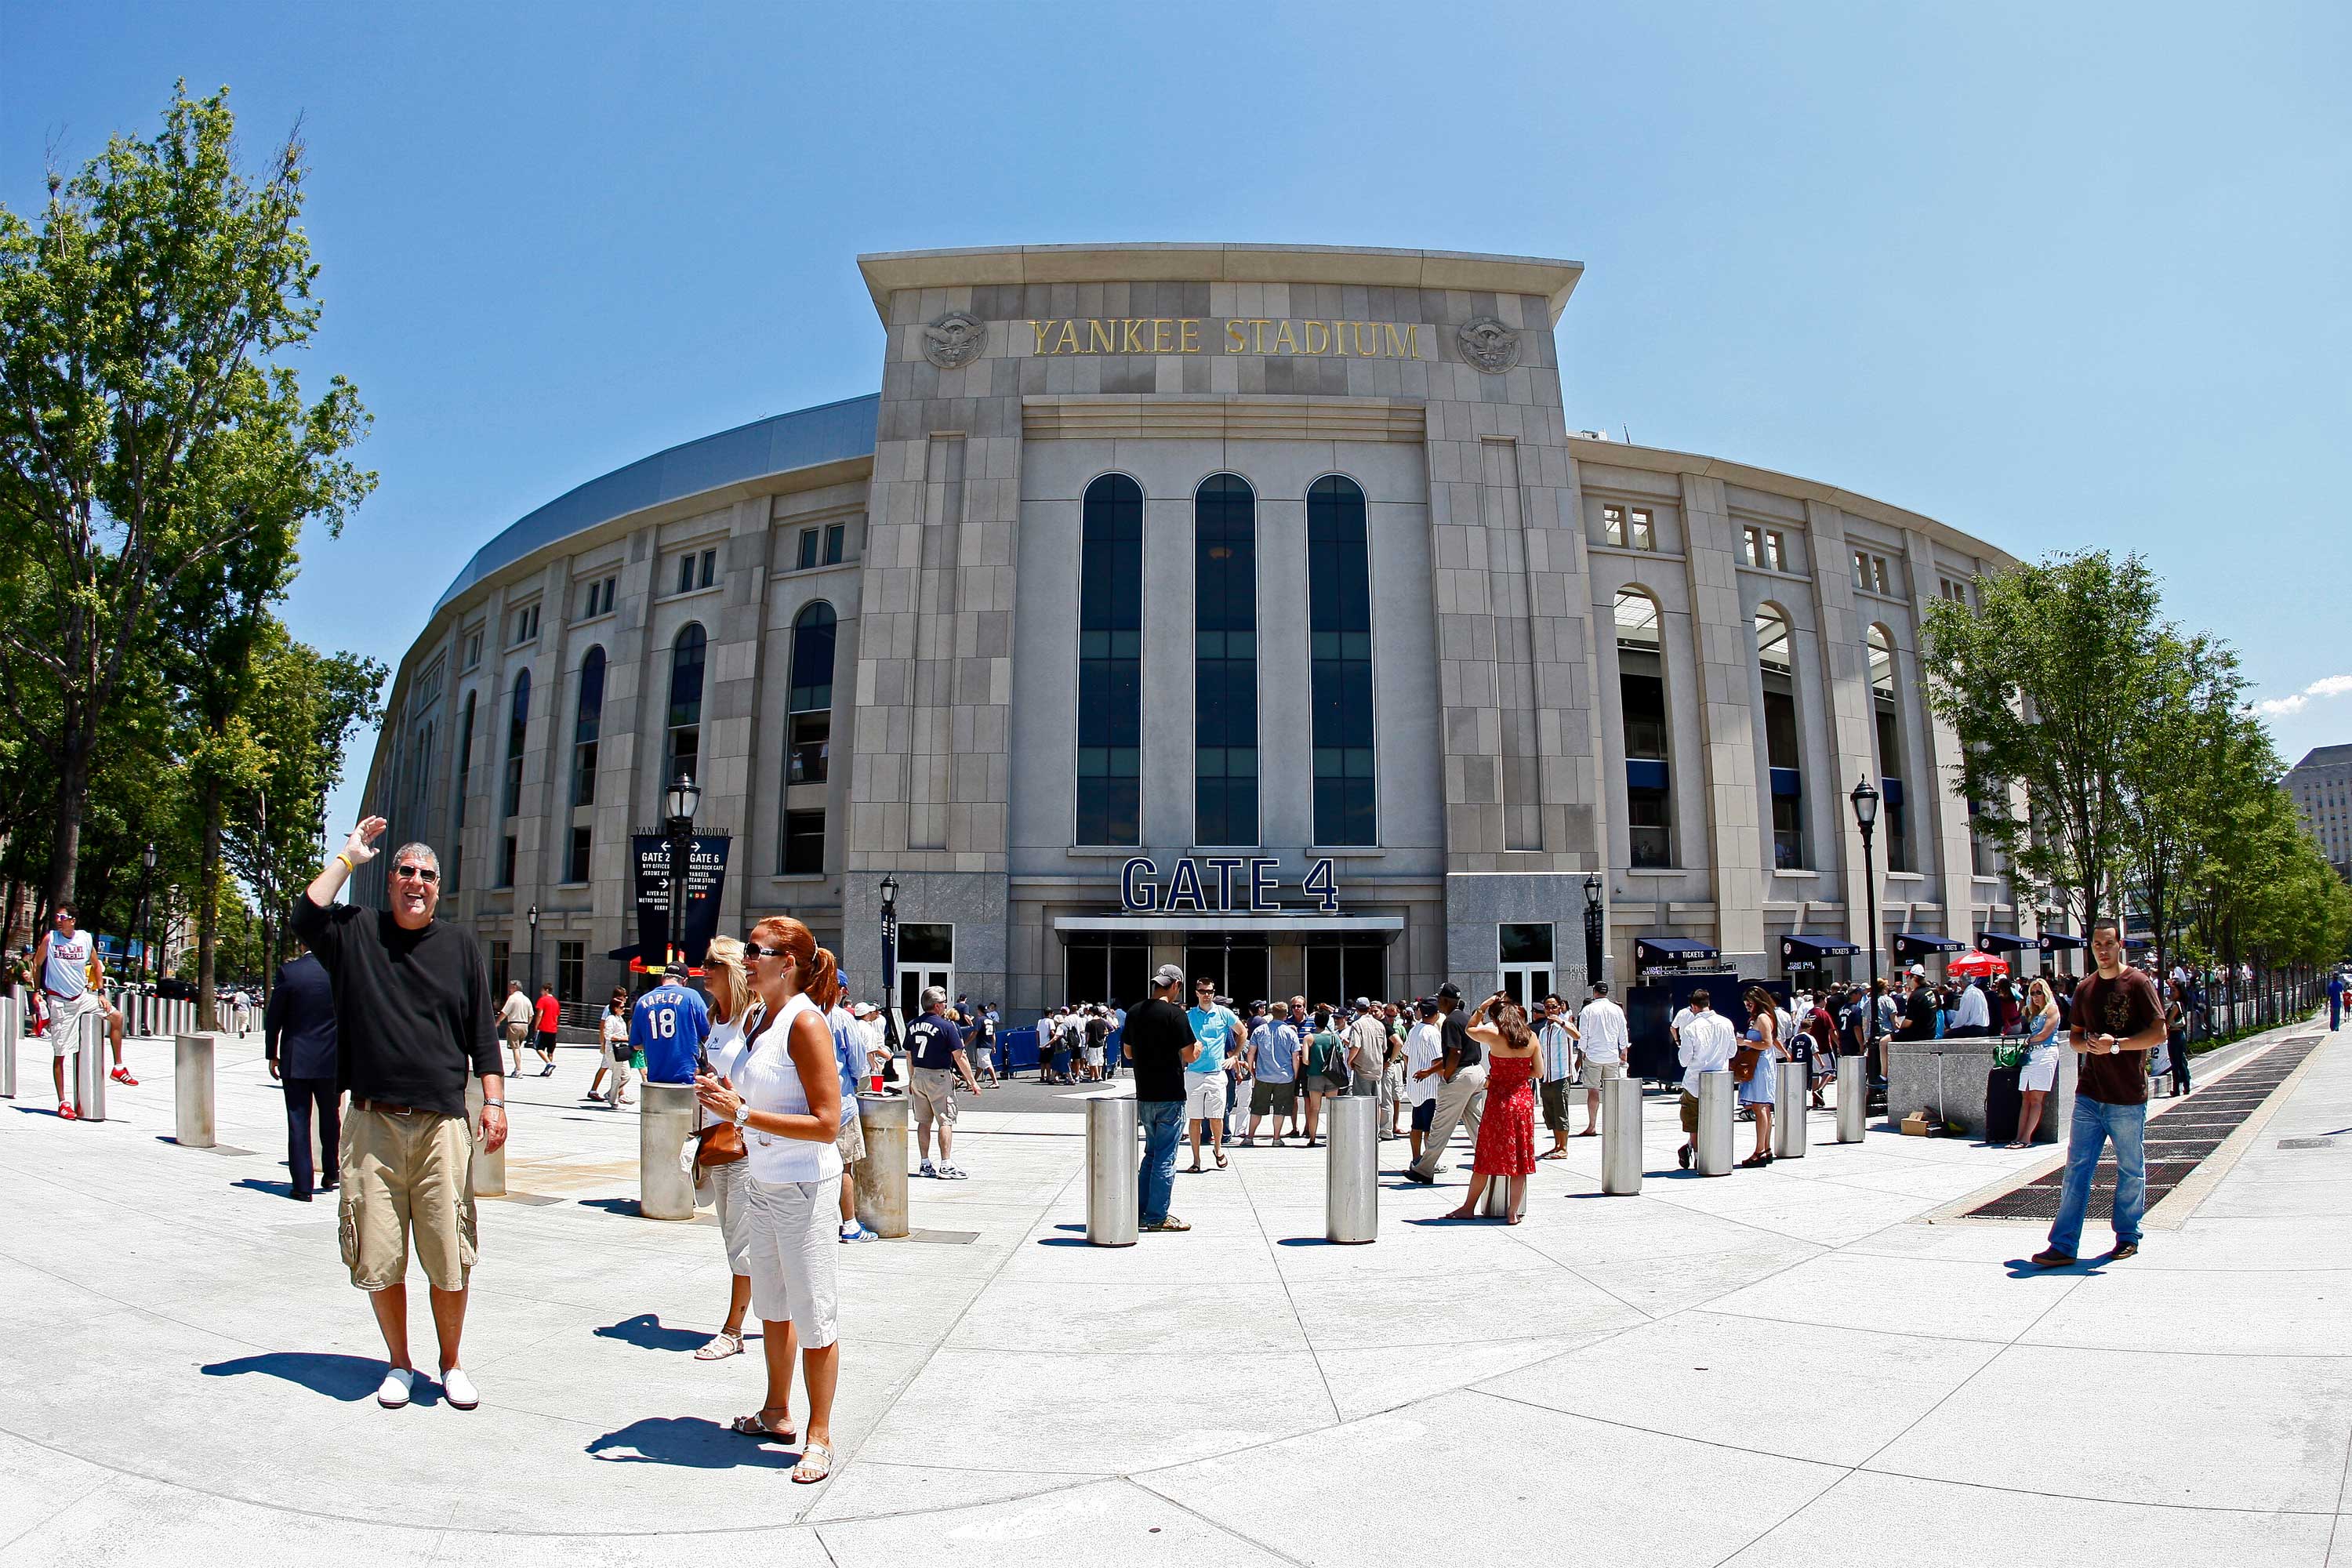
[264,941,341,1202]
[296,816,503,1413]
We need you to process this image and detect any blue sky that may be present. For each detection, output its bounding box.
[6,1,2348,837]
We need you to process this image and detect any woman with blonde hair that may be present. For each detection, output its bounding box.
[692,937,757,1361]
[2010,977,2063,1148]
[695,916,844,1484]
[1737,986,1782,1168]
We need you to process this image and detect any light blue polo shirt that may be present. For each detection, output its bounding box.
[1186,1004,1240,1075]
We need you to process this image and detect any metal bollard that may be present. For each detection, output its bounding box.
[73,1010,107,1121]
[1086,1094,1138,1246]
[1695,1070,1733,1175]
[1835,1054,1867,1143]
[637,1081,695,1219]
[1773,1060,1809,1159]
[1601,1074,1643,1194]
[1324,1091,1379,1243]
[173,1033,216,1148]
[855,1093,909,1239]
[465,1077,506,1196]
[2,991,16,1098]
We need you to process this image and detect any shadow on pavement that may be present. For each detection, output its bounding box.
[586,1416,796,1468]
[199,1352,384,1402]
[593,1312,757,1352]
[232,1178,305,1200]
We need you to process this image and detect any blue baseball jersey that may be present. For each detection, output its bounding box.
[631,981,712,1084]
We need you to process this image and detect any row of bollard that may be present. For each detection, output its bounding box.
[1073,1051,1881,1242]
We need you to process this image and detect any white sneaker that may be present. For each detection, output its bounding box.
[919,1160,938,1178]
[376,1367,415,1409]
[936,1163,969,1181]
[440,1365,479,1410]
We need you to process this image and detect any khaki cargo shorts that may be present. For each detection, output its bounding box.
[835,1108,866,1164]
[910,1066,958,1131]
[339,1106,477,1293]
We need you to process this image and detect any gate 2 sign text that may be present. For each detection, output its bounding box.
[1120,856,1339,913]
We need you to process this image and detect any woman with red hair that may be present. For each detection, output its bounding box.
[695,916,844,1484]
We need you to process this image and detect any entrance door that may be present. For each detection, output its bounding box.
[897,921,953,1022]
[1499,922,1555,1008]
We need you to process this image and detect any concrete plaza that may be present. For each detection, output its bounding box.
[1,1018,2346,1566]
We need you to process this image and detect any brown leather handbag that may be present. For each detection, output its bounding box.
[695,1002,776,1169]
[1730,1042,1763,1084]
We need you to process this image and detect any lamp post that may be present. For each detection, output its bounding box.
[138,841,158,987]
[877,873,901,1051]
[662,775,701,975]
[1850,775,1881,1062]
[526,903,540,997]
[1582,873,1605,991]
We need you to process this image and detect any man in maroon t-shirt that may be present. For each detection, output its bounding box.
[2033,921,2166,1266]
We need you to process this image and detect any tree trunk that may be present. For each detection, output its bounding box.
[197,778,222,1033]
[42,739,92,914]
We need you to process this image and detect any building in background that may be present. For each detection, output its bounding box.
[358,243,2018,1015]
[2284,745,2352,878]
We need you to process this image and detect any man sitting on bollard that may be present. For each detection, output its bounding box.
[1122,964,1200,1232]
[1674,989,1737,1171]
[33,906,111,1118]
[298,819,504,1412]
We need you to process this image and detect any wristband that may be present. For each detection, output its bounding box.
[483,1100,505,1109]
[334,852,356,876]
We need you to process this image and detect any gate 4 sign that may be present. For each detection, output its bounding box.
[1119,856,1339,913]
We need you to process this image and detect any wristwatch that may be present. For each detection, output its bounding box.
[731,1102,751,1128]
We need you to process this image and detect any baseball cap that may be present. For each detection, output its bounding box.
[1436,982,1464,1001]
[1417,996,1440,1017]
[1352,996,1371,1010]
[1152,963,1186,988]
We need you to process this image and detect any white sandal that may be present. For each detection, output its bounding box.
[793,1440,833,1483]
[694,1329,744,1361]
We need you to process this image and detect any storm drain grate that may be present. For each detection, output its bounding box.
[1965,1035,2321,1221]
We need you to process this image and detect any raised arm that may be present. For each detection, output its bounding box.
[309,817,387,908]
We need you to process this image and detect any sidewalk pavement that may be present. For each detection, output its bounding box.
[1,1019,2346,1566]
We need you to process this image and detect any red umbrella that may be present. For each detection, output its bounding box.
[1950,949,2009,978]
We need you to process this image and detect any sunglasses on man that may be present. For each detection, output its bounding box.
[392,865,441,884]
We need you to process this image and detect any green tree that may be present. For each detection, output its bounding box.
[0,82,372,914]
[1922,551,2165,932]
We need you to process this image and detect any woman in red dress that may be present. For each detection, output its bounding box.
[1443,994,1541,1224]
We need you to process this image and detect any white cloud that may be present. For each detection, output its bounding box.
[2252,673,2352,718]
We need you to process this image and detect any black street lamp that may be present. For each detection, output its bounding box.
[526,903,540,997]
[1582,872,1605,992]
[138,841,158,987]
[877,873,901,1051]
[662,775,702,975]
[1850,775,1882,1062]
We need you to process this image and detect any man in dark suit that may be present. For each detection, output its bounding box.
[266,939,341,1201]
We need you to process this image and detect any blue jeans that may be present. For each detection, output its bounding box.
[1138,1101,1183,1225]
[2048,1094,2147,1257]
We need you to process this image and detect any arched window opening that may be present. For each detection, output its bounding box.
[1867,625,1911,872]
[1076,475,1142,846]
[667,623,706,786]
[1615,589,1673,867]
[786,603,837,785]
[1194,474,1258,846]
[1308,476,1375,846]
[1756,608,1804,869]
[502,669,530,819]
[572,647,604,808]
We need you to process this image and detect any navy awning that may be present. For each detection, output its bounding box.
[1974,931,2035,953]
[2037,932,2087,952]
[1769,767,1802,798]
[1892,931,1964,960]
[1626,759,1668,792]
[1637,937,1718,966]
[2125,937,2152,952]
[1780,934,1861,963]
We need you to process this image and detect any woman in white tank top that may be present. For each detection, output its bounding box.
[693,916,845,1485]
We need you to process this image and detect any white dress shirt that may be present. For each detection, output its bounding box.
[1577,998,1628,1065]
[1676,1008,1738,1094]
[1404,1020,1445,1107]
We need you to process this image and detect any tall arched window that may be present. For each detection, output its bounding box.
[1195,474,1258,846]
[1615,589,1673,867]
[786,602,837,784]
[1867,625,1911,872]
[667,623,706,785]
[451,690,477,892]
[1308,475,1375,846]
[1756,607,1804,869]
[502,669,530,819]
[572,647,604,808]
[1076,474,1142,846]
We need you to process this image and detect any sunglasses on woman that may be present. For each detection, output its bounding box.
[741,938,791,960]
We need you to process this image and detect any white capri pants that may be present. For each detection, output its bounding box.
[706,1159,753,1276]
[742,1176,839,1347]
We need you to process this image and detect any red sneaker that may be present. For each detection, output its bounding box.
[111,1067,139,1087]
[57,1102,77,1120]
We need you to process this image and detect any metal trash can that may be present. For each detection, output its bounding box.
[1601,1074,1643,1194]
[1694,1070,1733,1175]
[1773,1059,1809,1159]
[74,1010,107,1122]
[1325,1091,1379,1242]
[1836,1054,1867,1144]
[637,1081,696,1220]
[465,1076,506,1197]
[174,1033,216,1148]
[855,1093,909,1239]
[1086,1094,1138,1246]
